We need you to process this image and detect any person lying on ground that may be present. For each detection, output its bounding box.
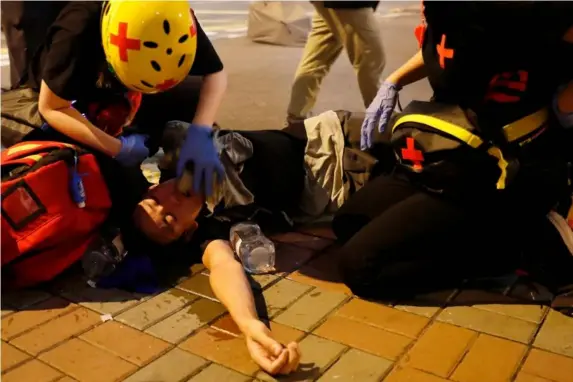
[131,106,571,369]
[337,1,573,305]
[125,110,392,375]
[14,109,385,375]
[2,0,226,197]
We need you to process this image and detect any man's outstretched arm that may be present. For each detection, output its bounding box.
[202,240,301,375]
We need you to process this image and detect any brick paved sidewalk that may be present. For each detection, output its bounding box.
[2,226,573,382]
[3,12,572,382]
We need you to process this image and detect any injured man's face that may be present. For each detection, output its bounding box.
[133,180,204,245]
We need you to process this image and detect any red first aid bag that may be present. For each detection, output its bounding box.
[1,141,112,288]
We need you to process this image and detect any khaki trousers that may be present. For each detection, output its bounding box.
[287,2,385,119]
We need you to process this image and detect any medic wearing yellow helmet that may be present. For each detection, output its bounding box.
[21,1,226,196]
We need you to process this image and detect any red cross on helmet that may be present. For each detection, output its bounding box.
[101,1,198,94]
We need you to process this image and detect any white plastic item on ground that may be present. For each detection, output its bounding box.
[247,1,311,47]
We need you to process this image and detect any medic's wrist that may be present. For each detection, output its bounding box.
[107,137,123,158]
[383,76,403,91]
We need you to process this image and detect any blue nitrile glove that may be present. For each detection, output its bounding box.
[361,81,401,150]
[114,133,150,167]
[175,122,225,197]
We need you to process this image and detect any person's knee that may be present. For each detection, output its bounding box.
[365,35,385,62]
[338,249,367,296]
[354,20,385,67]
[332,212,368,243]
[337,241,414,300]
[337,246,383,298]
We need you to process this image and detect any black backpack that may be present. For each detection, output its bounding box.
[390,101,550,195]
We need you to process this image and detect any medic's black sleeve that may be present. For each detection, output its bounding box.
[35,2,103,101]
[188,15,224,76]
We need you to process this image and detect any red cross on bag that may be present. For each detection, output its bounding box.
[401,137,424,171]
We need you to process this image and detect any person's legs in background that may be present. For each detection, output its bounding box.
[287,3,385,123]
[287,4,343,122]
[334,7,385,108]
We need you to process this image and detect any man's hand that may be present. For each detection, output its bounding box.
[242,319,301,375]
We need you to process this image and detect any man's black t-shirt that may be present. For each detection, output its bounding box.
[26,1,224,103]
[421,2,573,127]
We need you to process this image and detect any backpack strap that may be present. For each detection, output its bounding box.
[393,114,485,147]
[503,108,548,143]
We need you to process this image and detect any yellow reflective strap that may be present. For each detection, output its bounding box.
[27,154,42,161]
[486,146,508,190]
[4,142,75,157]
[5,143,42,156]
[16,154,43,164]
[394,114,484,148]
[503,108,548,142]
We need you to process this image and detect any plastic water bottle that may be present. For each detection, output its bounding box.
[82,228,127,284]
[230,222,276,274]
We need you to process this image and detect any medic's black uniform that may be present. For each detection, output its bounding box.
[1,1,227,234]
[422,2,572,127]
[333,2,573,301]
[2,1,224,155]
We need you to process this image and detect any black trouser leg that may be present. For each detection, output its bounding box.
[333,175,519,299]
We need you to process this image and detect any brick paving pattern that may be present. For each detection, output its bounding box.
[5,2,569,380]
[2,228,573,382]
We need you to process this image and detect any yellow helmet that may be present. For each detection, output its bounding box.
[101,1,198,94]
